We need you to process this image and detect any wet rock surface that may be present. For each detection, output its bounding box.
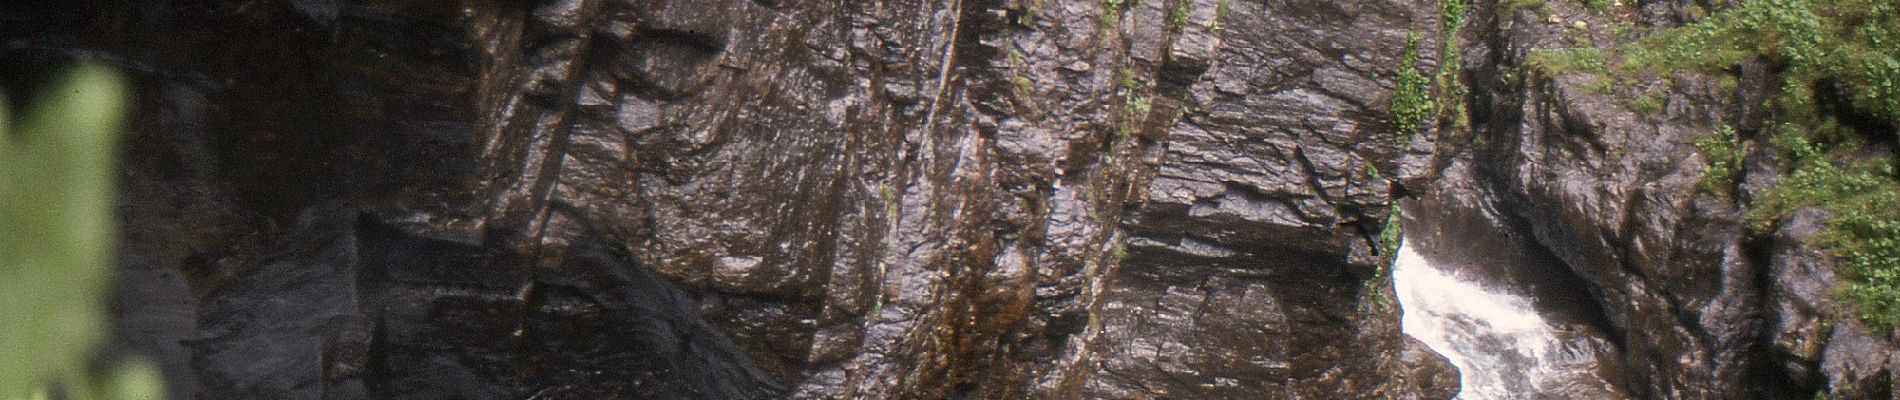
[1423,0,1900,398]
[1429,1,1785,396]
[17,0,1900,398]
[6,0,1448,399]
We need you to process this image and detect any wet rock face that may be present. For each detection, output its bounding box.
[1401,337,1461,400]
[1436,1,1782,396]
[5,0,1447,399]
[1431,0,1900,398]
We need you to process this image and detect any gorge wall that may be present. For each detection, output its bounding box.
[2,0,1896,398]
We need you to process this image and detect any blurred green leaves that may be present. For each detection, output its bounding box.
[1,64,162,399]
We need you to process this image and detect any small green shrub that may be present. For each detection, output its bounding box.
[1101,0,1125,28]
[1390,34,1434,137]
[1117,67,1151,137]
[1694,125,1748,196]
[1443,0,1471,26]
[1170,0,1191,31]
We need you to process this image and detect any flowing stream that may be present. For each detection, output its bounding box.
[1393,239,1621,399]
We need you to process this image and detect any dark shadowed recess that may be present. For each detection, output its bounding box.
[190,209,782,399]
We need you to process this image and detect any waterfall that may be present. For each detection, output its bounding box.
[1393,239,1622,399]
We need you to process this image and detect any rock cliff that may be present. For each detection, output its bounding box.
[3,0,1896,399]
[1417,0,1900,398]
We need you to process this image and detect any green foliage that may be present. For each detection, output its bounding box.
[1101,0,1126,28]
[1364,204,1404,309]
[1127,94,1152,116]
[1379,203,1403,261]
[1510,0,1900,327]
[1625,91,1667,115]
[1614,11,1754,73]
[1627,0,1900,329]
[1581,77,1616,94]
[1437,0,1472,128]
[1524,48,1609,76]
[1390,33,1434,137]
[1611,21,1635,37]
[1023,0,1045,25]
[1749,156,1900,330]
[1211,0,1231,31]
[1616,0,1900,122]
[1442,0,1470,27]
[1117,67,1151,137]
[0,65,161,399]
[1171,0,1192,31]
[1694,125,1748,196]
[1502,0,1551,18]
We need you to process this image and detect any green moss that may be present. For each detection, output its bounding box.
[1212,0,1231,31]
[1117,67,1151,137]
[1611,21,1635,37]
[1364,203,1404,309]
[1614,0,1900,122]
[1749,155,1900,330]
[1122,94,1152,137]
[1379,203,1403,261]
[1442,0,1470,34]
[1022,0,1045,25]
[1438,0,1472,128]
[1615,20,1753,74]
[1716,75,1741,94]
[1694,125,1748,196]
[1580,77,1616,94]
[1625,91,1666,115]
[1525,48,1610,76]
[1128,94,1152,116]
[1506,1,1900,328]
[1502,0,1552,18]
[1628,0,1900,328]
[1390,33,1434,137]
[1170,0,1192,31]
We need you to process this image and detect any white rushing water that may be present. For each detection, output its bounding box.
[1392,239,1616,399]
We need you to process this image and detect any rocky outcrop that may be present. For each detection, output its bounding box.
[19,0,1900,398]
[1423,0,1900,398]
[5,0,1454,399]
